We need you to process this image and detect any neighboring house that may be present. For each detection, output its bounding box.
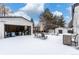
[55,27,73,34]
[39,21,45,32]
[0,16,33,39]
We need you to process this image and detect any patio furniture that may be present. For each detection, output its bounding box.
[34,32,48,39]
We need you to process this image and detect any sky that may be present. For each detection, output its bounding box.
[3,3,72,25]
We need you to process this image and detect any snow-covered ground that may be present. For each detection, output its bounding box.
[0,34,79,55]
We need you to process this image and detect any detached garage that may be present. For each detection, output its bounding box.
[0,16,33,39]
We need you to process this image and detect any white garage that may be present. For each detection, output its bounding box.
[0,16,33,39]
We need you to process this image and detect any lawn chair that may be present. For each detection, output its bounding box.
[34,33,41,38]
[34,32,48,39]
[41,32,48,40]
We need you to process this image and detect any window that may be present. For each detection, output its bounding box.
[68,30,73,33]
[59,30,62,34]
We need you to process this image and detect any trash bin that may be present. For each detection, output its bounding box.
[63,35,72,46]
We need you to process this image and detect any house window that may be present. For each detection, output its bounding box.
[59,30,62,34]
[68,30,73,33]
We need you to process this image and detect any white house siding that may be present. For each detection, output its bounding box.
[0,22,4,39]
[72,4,79,47]
[73,6,79,34]
[55,27,73,34]
[0,17,33,39]
[55,28,67,34]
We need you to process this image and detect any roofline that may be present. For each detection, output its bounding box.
[0,16,32,23]
[73,3,79,8]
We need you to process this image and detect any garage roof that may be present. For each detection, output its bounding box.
[0,16,32,23]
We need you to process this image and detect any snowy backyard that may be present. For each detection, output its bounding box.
[0,34,79,55]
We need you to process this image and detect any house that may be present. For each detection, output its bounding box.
[39,21,45,32]
[71,3,79,34]
[0,16,33,39]
[55,27,73,34]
